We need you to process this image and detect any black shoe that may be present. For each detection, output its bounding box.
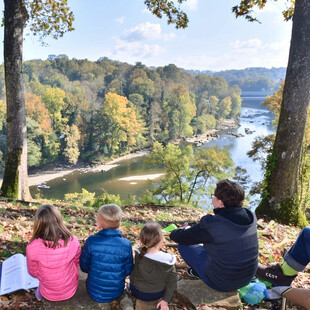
[187,268,200,279]
[256,263,296,286]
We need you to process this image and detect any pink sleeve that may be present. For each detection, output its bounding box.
[72,236,81,266]
[26,243,39,278]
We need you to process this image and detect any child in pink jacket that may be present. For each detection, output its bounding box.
[26,204,81,301]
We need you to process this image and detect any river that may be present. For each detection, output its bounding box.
[30,91,275,207]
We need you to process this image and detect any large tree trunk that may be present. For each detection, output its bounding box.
[0,0,31,200]
[256,0,310,225]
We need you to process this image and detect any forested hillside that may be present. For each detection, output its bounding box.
[0,56,242,171]
[185,67,286,92]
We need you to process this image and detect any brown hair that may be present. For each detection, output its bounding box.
[137,222,162,262]
[214,179,244,207]
[97,204,122,229]
[31,204,72,249]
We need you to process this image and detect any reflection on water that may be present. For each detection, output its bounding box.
[31,156,165,200]
[31,94,275,205]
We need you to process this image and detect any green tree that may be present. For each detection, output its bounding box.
[149,101,166,142]
[208,96,219,117]
[129,77,155,104]
[234,0,310,226]
[42,87,66,131]
[161,64,181,82]
[26,118,42,167]
[193,114,216,134]
[230,93,242,118]
[167,85,196,138]
[216,96,232,119]
[262,80,284,126]
[145,142,234,206]
[128,93,146,118]
[196,91,209,117]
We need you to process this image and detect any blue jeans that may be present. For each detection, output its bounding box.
[130,284,165,301]
[178,244,217,290]
[284,226,310,271]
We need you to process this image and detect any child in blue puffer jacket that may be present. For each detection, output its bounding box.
[80,204,133,303]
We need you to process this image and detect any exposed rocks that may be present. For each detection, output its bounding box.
[227,131,244,138]
[177,279,240,310]
[244,128,255,135]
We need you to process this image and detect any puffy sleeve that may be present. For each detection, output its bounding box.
[72,236,82,266]
[80,238,90,273]
[125,244,134,276]
[26,242,39,278]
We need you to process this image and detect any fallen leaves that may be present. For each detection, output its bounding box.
[0,202,309,309]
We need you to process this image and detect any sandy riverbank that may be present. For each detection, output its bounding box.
[0,150,150,187]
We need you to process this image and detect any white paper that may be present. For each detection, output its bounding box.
[0,254,39,295]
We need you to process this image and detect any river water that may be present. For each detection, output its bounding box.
[31,92,275,207]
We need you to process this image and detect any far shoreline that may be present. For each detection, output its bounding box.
[0,118,239,188]
[0,150,150,188]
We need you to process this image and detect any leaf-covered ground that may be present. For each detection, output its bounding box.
[0,201,309,309]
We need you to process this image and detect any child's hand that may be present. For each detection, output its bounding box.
[156,299,169,310]
[133,240,142,249]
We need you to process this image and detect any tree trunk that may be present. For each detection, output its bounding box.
[256,0,310,225]
[0,0,31,200]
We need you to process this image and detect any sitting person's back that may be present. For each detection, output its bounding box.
[80,204,133,303]
[130,222,177,310]
[26,204,81,301]
[170,179,258,292]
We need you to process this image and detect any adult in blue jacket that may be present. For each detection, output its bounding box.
[80,204,133,303]
[170,179,258,292]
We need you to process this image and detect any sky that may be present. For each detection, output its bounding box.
[0,0,293,71]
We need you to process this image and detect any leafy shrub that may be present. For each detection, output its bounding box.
[92,192,122,208]
[138,189,161,204]
[64,188,96,208]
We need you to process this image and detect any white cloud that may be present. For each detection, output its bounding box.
[122,22,175,42]
[230,38,262,49]
[172,39,290,71]
[111,38,164,61]
[184,0,198,11]
[114,16,125,24]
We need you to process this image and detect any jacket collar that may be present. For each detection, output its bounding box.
[97,229,122,237]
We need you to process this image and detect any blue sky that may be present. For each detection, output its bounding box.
[0,0,292,71]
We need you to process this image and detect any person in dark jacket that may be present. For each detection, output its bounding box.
[170,179,258,292]
[130,222,177,310]
[80,204,133,303]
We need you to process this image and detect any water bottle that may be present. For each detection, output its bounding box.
[239,282,267,305]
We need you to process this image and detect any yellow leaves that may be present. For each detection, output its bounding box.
[28,0,75,40]
[104,92,128,115]
[104,92,142,147]
[63,124,81,164]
